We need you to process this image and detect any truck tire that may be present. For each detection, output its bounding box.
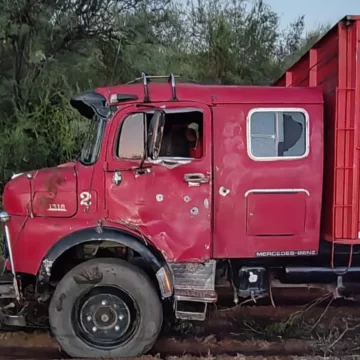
[48,257,163,358]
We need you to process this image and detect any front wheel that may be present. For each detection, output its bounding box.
[49,258,163,358]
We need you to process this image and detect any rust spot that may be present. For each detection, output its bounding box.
[56,176,65,185]
[45,171,65,195]
[73,266,103,284]
[45,176,56,194]
[38,196,52,208]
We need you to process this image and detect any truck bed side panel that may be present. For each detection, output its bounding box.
[274,16,360,242]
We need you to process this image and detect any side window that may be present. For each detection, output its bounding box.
[158,111,204,159]
[248,109,307,159]
[117,113,145,159]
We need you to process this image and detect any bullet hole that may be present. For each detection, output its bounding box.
[219,186,230,197]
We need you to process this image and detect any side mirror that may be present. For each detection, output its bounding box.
[147,110,165,160]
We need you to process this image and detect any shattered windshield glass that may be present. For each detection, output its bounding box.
[79,116,106,165]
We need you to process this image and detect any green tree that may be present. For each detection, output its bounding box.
[0,0,328,195]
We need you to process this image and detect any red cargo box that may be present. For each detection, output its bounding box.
[275,16,360,244]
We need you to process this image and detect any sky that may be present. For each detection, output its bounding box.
[266,0,360,32]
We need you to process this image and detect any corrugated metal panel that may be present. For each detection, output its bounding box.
[274,16,360,243]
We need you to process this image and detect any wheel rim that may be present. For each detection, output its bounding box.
[73,285,139,348]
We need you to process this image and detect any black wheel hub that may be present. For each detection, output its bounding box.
[74,286,138,348]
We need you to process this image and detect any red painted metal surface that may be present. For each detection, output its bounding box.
[2,81,324,274]
[31,166,77,217]
[212,102,323,258]
[95,83,322,106]
[275,16,360,244]
[104,102,212,262]
[246,192,307,236]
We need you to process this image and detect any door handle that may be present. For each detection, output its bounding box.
[184,173,210,186]
[133,166,151,176]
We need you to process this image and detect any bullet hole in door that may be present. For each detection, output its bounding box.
[219,186,230,197]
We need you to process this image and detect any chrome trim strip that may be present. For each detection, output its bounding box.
[245,188,310,197]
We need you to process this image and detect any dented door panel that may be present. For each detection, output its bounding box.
[104,103,213,262]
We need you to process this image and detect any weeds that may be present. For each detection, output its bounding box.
[237,293,360,357]
[242,310,305,339]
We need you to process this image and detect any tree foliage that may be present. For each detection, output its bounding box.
[0,0,328,191]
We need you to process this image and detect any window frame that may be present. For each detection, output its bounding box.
[246,107,310,161]
[114,107,205,163]
[79,116,107,166]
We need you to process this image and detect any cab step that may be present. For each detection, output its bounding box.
[174,289,217,321]
[169,260,217,322]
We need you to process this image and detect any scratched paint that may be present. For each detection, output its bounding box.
[32,166,77,218]
[204,198,209,209]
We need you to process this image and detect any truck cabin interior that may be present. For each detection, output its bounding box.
[158,111,203,159]
[116,109,204,160]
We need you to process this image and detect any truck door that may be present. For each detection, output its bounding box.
[213,104,323,259]
[104,103,213,262]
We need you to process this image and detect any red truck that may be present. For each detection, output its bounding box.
[0,14,359,358]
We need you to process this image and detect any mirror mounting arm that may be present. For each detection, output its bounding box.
[139,151,147,170]
[147,109,166,161]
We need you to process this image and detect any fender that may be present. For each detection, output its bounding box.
[36,226,173,300]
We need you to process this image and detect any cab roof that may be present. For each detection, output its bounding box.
[95,82,323,106]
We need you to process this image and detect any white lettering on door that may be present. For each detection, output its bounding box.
[48,204,67,212]
[80,192,92,207]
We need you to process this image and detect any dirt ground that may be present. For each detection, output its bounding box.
[2,297,360,359]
